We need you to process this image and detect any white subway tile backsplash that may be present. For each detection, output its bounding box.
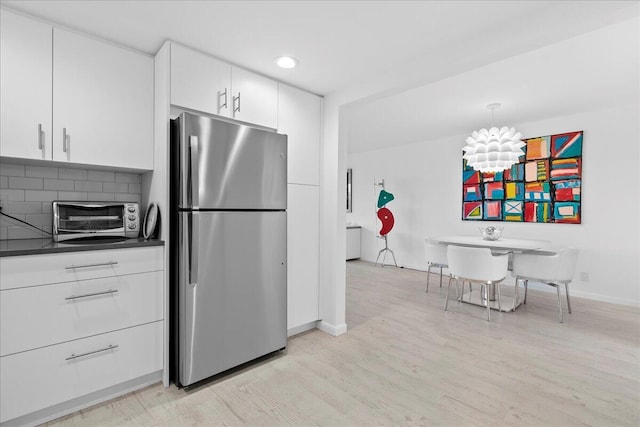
[75,180,102,192]
[8,177,44,190]
[115,193,141,203]
[8,226,50,240]
[1,189,25,202]
[58,191,88,201]
[88,170,115,182]
[44,179,75,191]
[0,163,25,177]
[1,213,25,223]
[25,165,58,179]
[1,162,142,240]
[4,202,42,214]
[25,213,51,226]
[58,168,88,180]
[103,182,129,193]
[115,172,141,183]
[87,192,115,201]
[25,190,58,202]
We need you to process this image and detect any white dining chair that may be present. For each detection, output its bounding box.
[445,245,509,322]
[511,247,579,323]
[424,238,450,293]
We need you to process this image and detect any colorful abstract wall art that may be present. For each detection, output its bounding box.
[462,130,583,224]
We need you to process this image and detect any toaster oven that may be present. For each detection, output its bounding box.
[52,201,140,242]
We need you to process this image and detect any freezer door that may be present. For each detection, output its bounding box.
[178,112,287,210]
[178,211,287,386]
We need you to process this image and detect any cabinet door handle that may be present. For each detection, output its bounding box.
[62,127,68,153]
[65,344,118,361]
[38,123,44,150]
[218,88,228,112]
[65,261,118,270]
[233,92,241,115]
[65,289,118,300]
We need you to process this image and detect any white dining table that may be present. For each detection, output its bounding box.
[429,235,552,253]
[429,235,554,313]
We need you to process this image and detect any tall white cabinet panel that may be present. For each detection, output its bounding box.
[287,184,319,330]
[0,10,52,160]
[277,84,321,185]
[52,28,153,169]
[170,44,231,117]
[231,67,278,129]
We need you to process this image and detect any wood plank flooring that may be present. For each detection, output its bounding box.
[47,261,640,426]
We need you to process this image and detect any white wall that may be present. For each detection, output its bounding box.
[322,14,640,332]
[347,104,639,306]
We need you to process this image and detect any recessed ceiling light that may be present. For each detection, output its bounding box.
[275,56,298,69]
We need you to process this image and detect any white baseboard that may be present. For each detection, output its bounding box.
[2,371,162,427]
[402,263,640,308]
[317,320,348,336]
[287,321,319,337]
[509,280,639,307]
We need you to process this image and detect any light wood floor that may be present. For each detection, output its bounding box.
[48,261,640,426]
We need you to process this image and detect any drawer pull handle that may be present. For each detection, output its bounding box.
[65,261,118,270]
[65,344,118,361]
[65,289,118,301]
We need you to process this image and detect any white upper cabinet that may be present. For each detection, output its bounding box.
[53,28,153,169]
[169,43,278,129]
[277,84,321,185]
[231,66,278,129]
[0,10,52,161]
[0,11,153,170]
[170,44,231,117]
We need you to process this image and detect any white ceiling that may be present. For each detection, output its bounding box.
[2,1,638,153]
[1,0,637,96]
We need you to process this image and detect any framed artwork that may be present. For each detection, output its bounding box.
[461,130,583,224]
[346,168,353,213]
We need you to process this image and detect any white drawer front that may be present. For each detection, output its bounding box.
[0,321,163,423]
[0,246,163,290]
[1,271,163,356]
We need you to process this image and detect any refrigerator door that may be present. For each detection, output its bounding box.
[178,211,287,386]
[178,112,287,210]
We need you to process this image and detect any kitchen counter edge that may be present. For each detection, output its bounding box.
[0,238,164,257]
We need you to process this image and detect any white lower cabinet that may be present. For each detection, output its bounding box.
[0,271,163,357]
[287,184,319,331]
[0,246,163,290]
[0,321,163,423]
[0,245,164,424]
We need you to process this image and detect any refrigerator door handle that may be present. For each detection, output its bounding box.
[189,135,200,209]
[187,212,199,285]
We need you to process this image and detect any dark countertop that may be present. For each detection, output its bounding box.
[0,237,164,257]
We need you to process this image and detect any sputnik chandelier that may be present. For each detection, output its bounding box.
[463,103,525,173]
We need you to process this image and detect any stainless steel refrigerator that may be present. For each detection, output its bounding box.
[170,112,287,387]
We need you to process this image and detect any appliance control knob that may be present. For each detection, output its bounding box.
[128,223,137,229]
[128,215,136,221]
[127,206,135,212]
